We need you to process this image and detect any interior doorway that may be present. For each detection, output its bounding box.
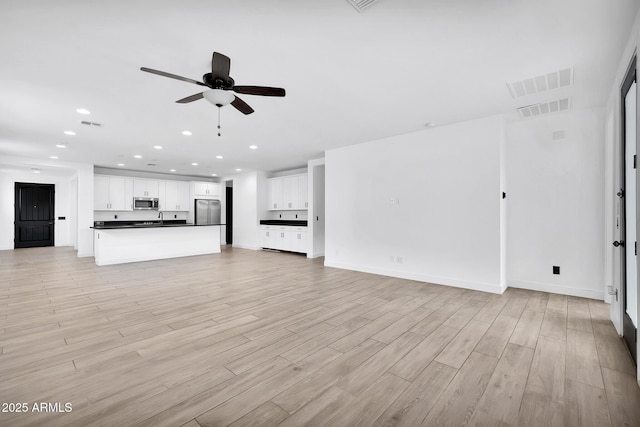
[14,182,55,248]
[620,55,638,363]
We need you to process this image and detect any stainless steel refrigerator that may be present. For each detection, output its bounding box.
[194,199,221,225]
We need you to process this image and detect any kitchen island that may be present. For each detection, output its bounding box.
[92,222,223,266]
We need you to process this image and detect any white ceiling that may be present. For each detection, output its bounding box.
[0,0,638,178]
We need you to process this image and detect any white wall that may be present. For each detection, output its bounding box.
[74,165,94,257]
[325,115,505,294]
[229,171,265,250]
[506,108,605,299]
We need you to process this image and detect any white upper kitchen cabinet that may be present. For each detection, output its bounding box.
[267,174,308,210]
[298,174,308,209]
[193,182,220,197]
[160,181,190,211]
[94,175,133,211]
[267,178,284,210]
[133,178,159,198]
[283,176,299,210]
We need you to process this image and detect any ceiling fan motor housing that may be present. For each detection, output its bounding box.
[203,73,234,90]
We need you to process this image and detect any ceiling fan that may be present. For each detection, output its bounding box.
[140,52,286,115]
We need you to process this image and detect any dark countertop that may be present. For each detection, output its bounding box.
[92,220,225,229]
[259,220,308,226]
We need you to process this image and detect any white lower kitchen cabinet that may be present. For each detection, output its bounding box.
[273,228,291,251]
[259,225,307,254]
[290,229,308,253]
[260,226,276,249]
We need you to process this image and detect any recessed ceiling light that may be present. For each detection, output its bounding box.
[49,156,58,159]
[191,162,198,166]
[425,122,435,128]
[169,169,176,172]
[75,108,90,115]
[134,155,142,159]
[55,144,67,148]
[235,168,242,172]
[33,170,41,174]
[249,145,258,150]
[64,131,76,136]
[182,130,192,136]
[117,163,125,167]
[153,145,163,150]
[211,173,217,177]
[216,155,223,159]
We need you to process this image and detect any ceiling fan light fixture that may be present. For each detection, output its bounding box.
[203,89,234,107]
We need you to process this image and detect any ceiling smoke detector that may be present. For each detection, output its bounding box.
[345,0,377,12]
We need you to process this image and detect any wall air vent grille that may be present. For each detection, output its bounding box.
[507,68,574,98]
[517,98,570,119]
[346,0,377,12]
[80,121,102,127]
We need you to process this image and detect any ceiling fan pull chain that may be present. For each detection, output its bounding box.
[217,107,221,137]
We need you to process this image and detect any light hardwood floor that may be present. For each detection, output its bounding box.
[0,246,638,426]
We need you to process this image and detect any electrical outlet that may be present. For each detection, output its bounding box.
[174,214,177,219]
[553,266,560,275]
[396,256,403,264]
[389,255,395,263]
[114,214,118,219]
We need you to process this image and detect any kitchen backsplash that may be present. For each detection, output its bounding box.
[264,210,308,221]
[94,211,188,222]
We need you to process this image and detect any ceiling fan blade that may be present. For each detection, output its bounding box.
[233,86,286,97]
[212,52,231,80]
[176,92,204,104]
[140,67,205,86]
[231,95,255,115]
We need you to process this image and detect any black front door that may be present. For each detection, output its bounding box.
[14,182,55,248]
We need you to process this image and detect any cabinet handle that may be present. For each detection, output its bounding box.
[305,202,308,208]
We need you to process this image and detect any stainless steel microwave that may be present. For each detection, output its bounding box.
[133,197,159,210]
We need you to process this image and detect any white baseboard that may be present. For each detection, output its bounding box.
[324,260,505,294]
[508,279,604,300]
[231,244,261,251]
[77,251,94,258]
[307,251,325,259]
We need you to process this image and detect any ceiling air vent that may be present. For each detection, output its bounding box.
[346,0,377,12]
[507,68,574,98]
[81,120,102,127]
[517,98,570,119]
